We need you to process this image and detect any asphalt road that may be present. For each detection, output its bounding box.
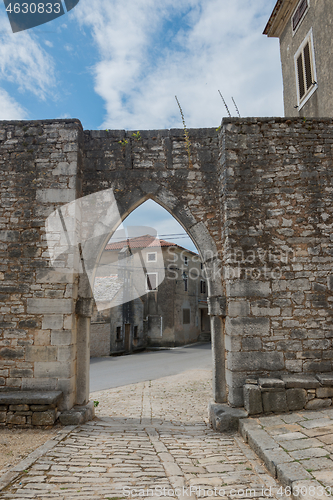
[90,343,212,392]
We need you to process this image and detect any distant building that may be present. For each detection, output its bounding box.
[90,235,210,357]
[264,0,332,117]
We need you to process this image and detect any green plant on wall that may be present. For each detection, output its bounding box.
[118,139,128,148]
[175,95,193,168]
[132,131,141,141]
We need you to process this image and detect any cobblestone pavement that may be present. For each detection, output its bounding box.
[1,370,282,500]
[241,409,333,495]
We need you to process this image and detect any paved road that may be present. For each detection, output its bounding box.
[1,370,280,499]
[90,343,212,392]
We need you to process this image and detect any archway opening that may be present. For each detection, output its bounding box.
[89,199,211,361]
[76,193,226,407]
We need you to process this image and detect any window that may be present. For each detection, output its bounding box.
[292,0,309,34]
[184,278,188,292]
[294,30,317,108]
[133,326,138,339]
[146,272,158,291]
[200,280,206,294]
[116,326,122,340]
[183,308,190,324]
[147,252,157,262]
[184,256,188,265]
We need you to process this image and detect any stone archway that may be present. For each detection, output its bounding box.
[76,188,226,407]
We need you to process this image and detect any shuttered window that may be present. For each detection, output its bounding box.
[295,32,316,106]
[292,0,308,32]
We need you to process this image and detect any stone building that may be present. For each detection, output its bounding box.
[90,235,210,356]
[264,0,333,117]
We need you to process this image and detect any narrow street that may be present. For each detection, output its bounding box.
[90,343,212,392]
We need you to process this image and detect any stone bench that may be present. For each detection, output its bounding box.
[244,373,333,415]
[0,391,63,427]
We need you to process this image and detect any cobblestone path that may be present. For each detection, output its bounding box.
[1,370,281,500]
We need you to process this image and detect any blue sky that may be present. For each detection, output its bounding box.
[0,0,282,251]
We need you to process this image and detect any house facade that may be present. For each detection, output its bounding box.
[264,0,333,117]
[90,235,210,356]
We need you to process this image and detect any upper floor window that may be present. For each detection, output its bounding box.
[147,252,157,262]
[292,0,309,34]
[200,280,206,294]
[184,256,188,265]
[294,29,317,109]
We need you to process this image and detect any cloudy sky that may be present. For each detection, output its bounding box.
[0,0,282,252]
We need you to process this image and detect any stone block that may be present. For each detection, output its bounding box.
[30,404,53,411]
[276,462,312,487]
[0,411,6,423]
[226,316,270,336]
[9,404,29,412]
[243,384,263,415]
[59,401,95,425]
[42,315,63,330]
[305,398,332,410]
[228,351,284,371]
[27,298,74,314]
[208,402,248,432]
[259,378,285,389]
[260,448,294,477]
[247,429,277,459]
[51,330,73,346]
[32,409,56,426]
[36,189,75,204]
[6,413,26,425]
[34,361,73,379]
[26,346,58,362]
[242,337,262,351]
[228,300,250,317]
[262,391,288,413]
[316,387,333,398]
[227,280,271,298]
[286,388,307,411]
[316,373,333,386]
[281,374,320,389]
[0,391,62,406]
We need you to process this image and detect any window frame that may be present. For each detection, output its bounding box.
[146,252,157,263]
[146,272,158,292]
[294,29,317,110]
[292,0,309,36]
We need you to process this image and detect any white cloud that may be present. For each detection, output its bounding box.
[0,88,27,119]
[0,16,55,99]
[75,0,283,130]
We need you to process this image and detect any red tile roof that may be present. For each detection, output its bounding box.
[105,235,196,254]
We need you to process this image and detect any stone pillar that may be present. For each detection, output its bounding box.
[208,295,227,403]
[75,295,93,406]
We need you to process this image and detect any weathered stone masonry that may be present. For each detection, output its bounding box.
[0,117,332,423]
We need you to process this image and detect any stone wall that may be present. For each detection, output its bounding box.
[0,117,332,416]
[0,119,83,411]
[221,117,333,405]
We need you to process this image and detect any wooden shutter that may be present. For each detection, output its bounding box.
[292,0,308,31]
[303,42,313,91]
[297,54,305,99]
